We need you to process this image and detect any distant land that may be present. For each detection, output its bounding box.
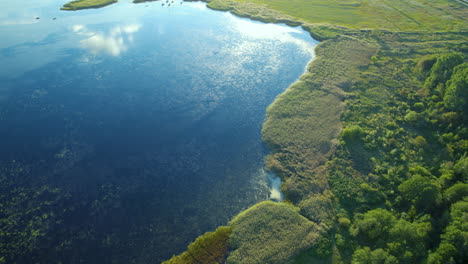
[61,0,172,11]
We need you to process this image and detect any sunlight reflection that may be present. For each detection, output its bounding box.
[73,24,142,56]
[212,13,316,88]
[189,2,208,11]
[226,13,314,55]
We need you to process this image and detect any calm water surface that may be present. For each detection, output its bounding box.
[0,1,317,263]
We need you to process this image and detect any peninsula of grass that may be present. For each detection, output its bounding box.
[163,201,323,264]
[61,0,118,10]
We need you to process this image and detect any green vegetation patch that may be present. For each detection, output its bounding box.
[327,30,467,263]
[164,202,322,264]
[0,163,72,263]
[162,226,232,264]
[428,199,468,262]
[226,201,320,264]
[262,36,377,203]
[61,0,118,10]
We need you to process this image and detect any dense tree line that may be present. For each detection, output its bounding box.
[328,45,467,263]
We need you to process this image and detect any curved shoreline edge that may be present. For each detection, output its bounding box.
[163,1,378,263]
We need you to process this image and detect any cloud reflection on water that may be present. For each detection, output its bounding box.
[73,24,142,56]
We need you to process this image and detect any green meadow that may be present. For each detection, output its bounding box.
[222,0,467,31]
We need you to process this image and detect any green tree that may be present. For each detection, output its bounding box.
[404,111,419,124]
[424,53,464,91]
[342,125,365,143]
[413,136,428,148]
[387,219,431,261]
[444,63,468,112]
[444,183,468,203]
[432,243,457,263]
[434,200,468,263]
[351,209,396,246]
[352,247,398,264]
[398,175,441,212]
[453,156,468,182]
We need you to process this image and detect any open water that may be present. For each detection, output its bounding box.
[0,0,317,263]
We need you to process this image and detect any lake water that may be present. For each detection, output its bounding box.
[0,0,317,263]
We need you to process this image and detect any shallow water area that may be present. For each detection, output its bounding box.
[0,1,317,263]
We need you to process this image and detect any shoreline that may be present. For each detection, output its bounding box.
[163,1,378,263]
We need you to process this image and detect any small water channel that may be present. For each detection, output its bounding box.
[0,1,318,263]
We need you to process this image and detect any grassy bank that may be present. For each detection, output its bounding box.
[61,0,118,10]
[163,201,322,264]
[262,36,377,204]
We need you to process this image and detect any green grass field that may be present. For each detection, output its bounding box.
[229,0,467,31]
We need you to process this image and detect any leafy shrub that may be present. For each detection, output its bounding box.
[423,53,464,91]
[299,192,335,228]
[342,125,365,142]
[351,247,398,264]
[434,200,468,263]
[444,183,468,203]
[398,175,441,212]
[453,156,468,183]
[338,217,351,228]
[351,209,396,246]
[415,55,437,76]
[443,63,468,112]
[404,111,419,123]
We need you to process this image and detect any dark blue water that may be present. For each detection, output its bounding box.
[0,1,317,263]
